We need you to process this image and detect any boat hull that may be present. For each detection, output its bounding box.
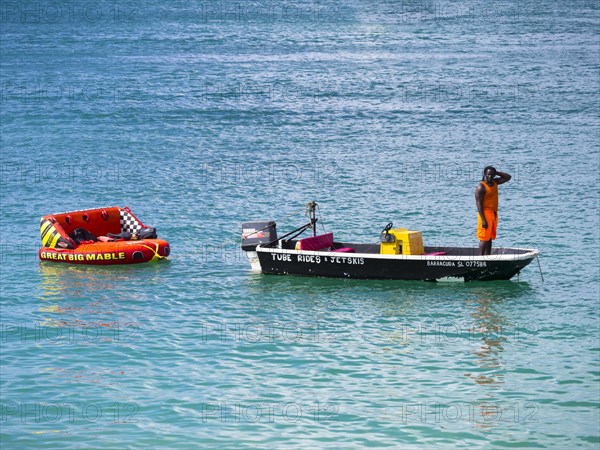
[254,246,538,281]
[39,239,170,265]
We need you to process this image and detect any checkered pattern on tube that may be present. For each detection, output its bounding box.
[120,209,143,234]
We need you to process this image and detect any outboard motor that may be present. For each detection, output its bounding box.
[241,221,277,272]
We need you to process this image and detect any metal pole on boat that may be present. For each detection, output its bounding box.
[307,201,318,237]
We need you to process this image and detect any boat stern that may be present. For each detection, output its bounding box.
[241,221,277,272]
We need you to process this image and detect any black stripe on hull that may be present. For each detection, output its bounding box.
[256,251,534,281]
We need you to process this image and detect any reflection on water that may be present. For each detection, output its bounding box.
[244,272,451,302]
[242,274,444,327]
[464,283,535,427]
[36,261,171,340]
[244,273,537,353]
[38,261,170,302]
[465,283,534,386]
[43,366,128,387]
[243,274,539,430]
[466,292,509,388]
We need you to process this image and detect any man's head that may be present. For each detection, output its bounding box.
[482,166,497,182]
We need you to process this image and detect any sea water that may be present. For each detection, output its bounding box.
[1,1,599,448]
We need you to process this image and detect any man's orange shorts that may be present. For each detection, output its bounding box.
[477,209,497,241]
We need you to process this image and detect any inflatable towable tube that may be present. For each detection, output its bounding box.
[38,206,170,265]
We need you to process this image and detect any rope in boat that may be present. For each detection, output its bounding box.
[536,254,544,283]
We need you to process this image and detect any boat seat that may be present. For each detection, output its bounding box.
[296,233,356,253]
[426,251,447,256]
[297,232,334,251]
[332,247,355,253]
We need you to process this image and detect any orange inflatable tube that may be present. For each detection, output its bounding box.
[38,206,170,265]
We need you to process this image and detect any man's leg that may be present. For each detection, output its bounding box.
[488,212,497,255]
[479,240,488,255]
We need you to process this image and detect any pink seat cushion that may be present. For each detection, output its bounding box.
[426,252,447,256]
[333,247,355,253]
[298,232,334,251]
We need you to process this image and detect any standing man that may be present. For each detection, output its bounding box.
[475,166,511,255]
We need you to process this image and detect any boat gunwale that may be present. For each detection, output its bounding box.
[256,245,540,262]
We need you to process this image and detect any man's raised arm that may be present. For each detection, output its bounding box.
[495,171,511,185]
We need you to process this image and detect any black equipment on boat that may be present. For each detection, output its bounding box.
[241,221,278,251]
[242,201,321,251]
[380,222,394,243]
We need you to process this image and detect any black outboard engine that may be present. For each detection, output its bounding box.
[241,221,277,252]
[241,221,277,272]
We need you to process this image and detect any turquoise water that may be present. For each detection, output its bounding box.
[1,1,599,448]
